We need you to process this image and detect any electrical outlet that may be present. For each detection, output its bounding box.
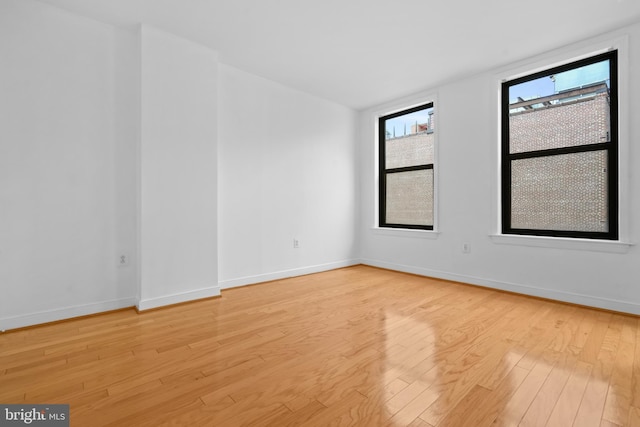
[293,238,300,249]
[118,254,129,267]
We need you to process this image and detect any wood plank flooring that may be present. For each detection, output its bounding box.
[1,265,638,426]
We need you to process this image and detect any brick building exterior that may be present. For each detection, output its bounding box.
[510,89,609,153]
[384,118,435,226]
[508,86,610,232]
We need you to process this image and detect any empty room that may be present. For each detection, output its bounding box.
[1,0,639,426]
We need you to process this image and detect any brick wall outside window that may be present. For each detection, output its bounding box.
[508,93,610,232]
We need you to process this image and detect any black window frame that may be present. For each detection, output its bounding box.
[379,102,434,230]
[501,50,618,240]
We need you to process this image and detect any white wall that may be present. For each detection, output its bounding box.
[0,0,138,330]
[359,25,640,314]
[218,65,359,288]
[0,3,221,326]
[0,0,356,329]
[138,26,219,309]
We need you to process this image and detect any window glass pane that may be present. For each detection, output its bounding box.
[385,132,434,169]
[509,60,610,154]
[385,107,434,169]
[386,169,433,226]
[511,150,608,232]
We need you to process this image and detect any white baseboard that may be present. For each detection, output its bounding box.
[361,258,640,315]
[137,285,221,311]
[8,259,631,331]
[219,259,361,290]
[0,297,138,332]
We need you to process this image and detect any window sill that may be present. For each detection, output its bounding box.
[371,227,440,240]
[490,234,633,254]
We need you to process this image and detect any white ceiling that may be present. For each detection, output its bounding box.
[36,0,640,110]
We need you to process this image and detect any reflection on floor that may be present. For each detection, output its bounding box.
[1,265,638,426]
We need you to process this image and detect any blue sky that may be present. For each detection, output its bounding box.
[509,59,610,103]
[509,76,555,102]
[385,107,432,138]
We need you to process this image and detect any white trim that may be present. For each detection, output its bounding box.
[371,227,440,240]
[491,34,631,246]
[490,234,633,254]
[137,285,221,311]
[0,297,138,332]
[361,259,640,315]
[219,259,360,290]
[135,24,143,305]
[615,36,631,243]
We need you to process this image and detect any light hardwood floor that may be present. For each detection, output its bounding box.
[1,265,638,426]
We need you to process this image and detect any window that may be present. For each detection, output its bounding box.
[501,51,618,240]
[379,103,435,230]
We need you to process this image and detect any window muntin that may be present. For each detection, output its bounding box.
[379,103,434,230]
[501,51,618,240]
